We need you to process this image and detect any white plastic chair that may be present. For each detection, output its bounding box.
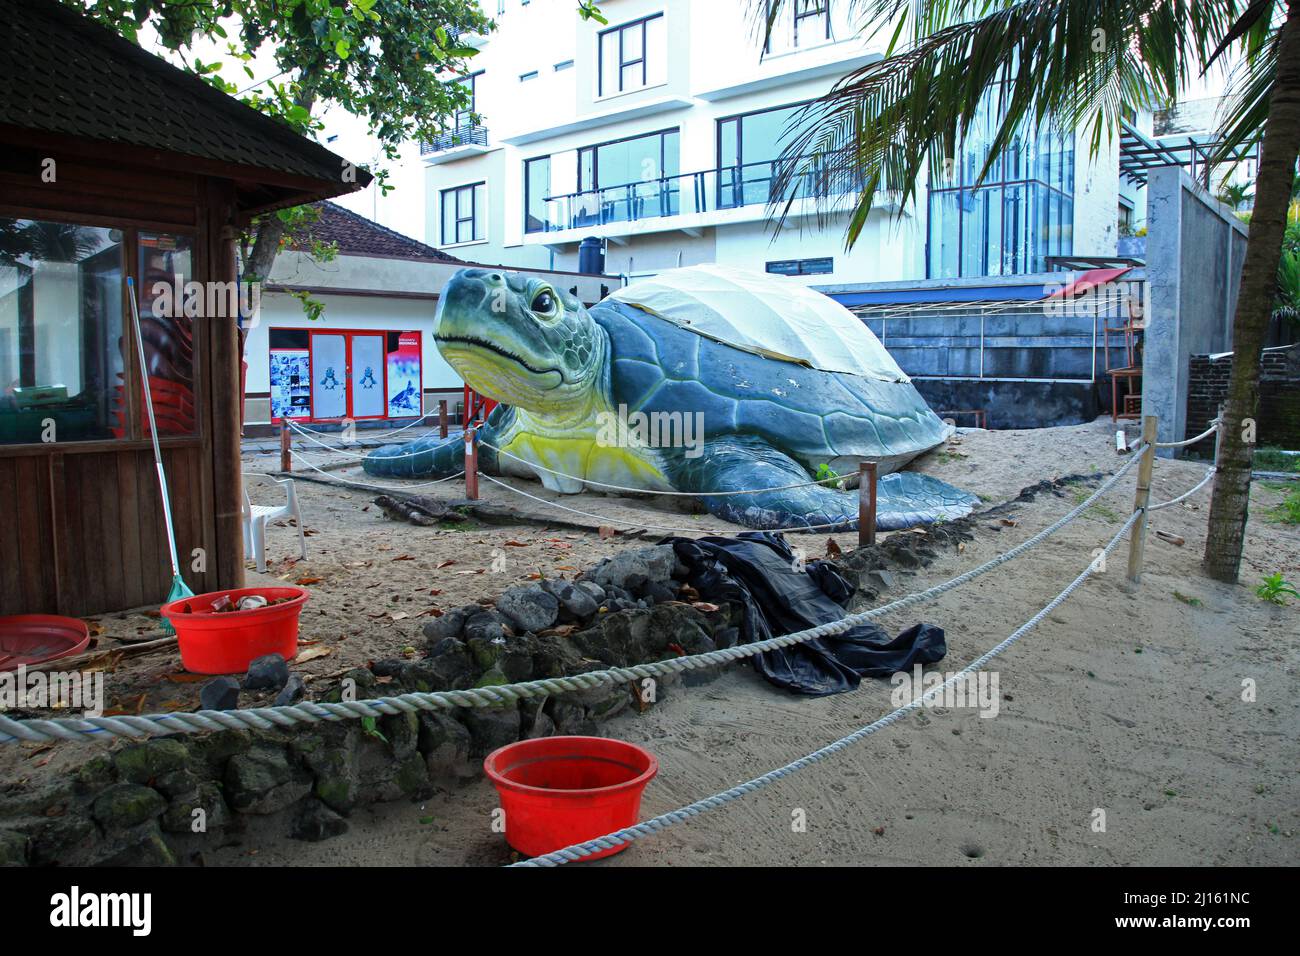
[242,474,307,572]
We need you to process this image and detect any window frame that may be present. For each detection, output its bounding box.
[597,12,665,97]
[793,0,831,47]
[524,155,552,234]
[0,209,201,449]
[440,182,486,246]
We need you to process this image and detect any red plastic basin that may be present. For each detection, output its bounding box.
[0,615,91,672]
[160,586,309,675]
[484,735,658,861]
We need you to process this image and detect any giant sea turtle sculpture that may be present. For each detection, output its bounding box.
[365,264,978,530]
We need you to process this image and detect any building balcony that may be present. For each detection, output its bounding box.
[420,125,491,165]
[526,160,897,245]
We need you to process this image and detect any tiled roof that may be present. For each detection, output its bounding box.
[299,202,461,262]
[0,0,371,207]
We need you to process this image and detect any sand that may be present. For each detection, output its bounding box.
[6,418,1298,866]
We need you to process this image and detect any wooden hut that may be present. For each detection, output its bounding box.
[0,0,370,616]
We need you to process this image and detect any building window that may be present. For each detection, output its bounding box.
[793,0,831,46]
[554,60,574,72]
[717,101,818,208]
[520,70,538,82]
[565,129,679,228]
[927,89,1074,278]
[598,13,666,97]
[766,257,833,276]
[441,183,485,245]
[525,156,551,234]
[452,72,482,130]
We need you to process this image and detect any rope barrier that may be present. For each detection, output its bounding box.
[287,419,462,461]
[1154,419,1220,450]
[0,447,1144,746]
[480,473,859,535]
[1147,467,1216,512]
[479,439,848,497]
[286,410,434,440]
[513,509,1142,866]
[286,447,467,493]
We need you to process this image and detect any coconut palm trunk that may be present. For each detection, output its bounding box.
[1203,0,1300,582]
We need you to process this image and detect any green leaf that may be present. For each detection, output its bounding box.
[335,38,351,59]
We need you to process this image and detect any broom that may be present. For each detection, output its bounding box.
[126,277,194,633]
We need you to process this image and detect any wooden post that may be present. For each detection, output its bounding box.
[1126,415,1158,586]
[465,424,479,500]
[279,420,292,473]
[858,461,877,548]
[438,399,449,439]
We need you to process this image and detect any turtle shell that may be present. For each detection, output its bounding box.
[592,266,950,471]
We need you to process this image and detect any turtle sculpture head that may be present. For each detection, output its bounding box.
[435,268,603,413]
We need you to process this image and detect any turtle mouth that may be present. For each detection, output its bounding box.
[436,334,565,382]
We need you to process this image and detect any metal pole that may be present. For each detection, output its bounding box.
[438,399,448,439]
[1126,415,1158,586]
[280,420,292,473]
[858,461,877,548]
[465,424,479,501]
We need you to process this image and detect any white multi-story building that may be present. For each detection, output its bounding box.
[415,0,1130,288]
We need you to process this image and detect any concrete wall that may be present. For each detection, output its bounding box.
[1142,166,1248,455]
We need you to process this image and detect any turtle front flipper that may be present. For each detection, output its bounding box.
[363,409,507,479]
[667,436,978,532]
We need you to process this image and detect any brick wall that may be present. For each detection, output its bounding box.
[1185,344,1300,457]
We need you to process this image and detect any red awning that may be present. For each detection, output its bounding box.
[1046,267,1133,299]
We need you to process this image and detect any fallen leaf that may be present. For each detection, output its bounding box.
[294,646,333,664]
[392,554,415,561]
[1000,518,1017,527]
[389,612,410,622]
[296,576,323,586]
[83,620,106,638]
[598,525,617,539]
[504,540,529,548]
[554,566,577,572]
[417,607,444,618]
[436,560,456,569]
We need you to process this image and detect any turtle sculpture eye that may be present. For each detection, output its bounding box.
[530,290,557,315]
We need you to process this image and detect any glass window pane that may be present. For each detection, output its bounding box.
[0,218,125,444]
[645,15,666,86]
[525,156,551,233]
[928,192,961,279]
[137,233,196,435]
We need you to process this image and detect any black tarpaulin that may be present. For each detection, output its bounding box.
[669,532,947,696]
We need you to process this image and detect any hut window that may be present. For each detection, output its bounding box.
[0,218,124,445]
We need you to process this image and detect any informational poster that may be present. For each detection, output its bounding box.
[386,331,422,418]
[310,333,347,419]
[268,349,311,420]
[350,333,386,418]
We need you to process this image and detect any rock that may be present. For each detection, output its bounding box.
[862,569,896,592]
[496,585,559,633]
[244,653,290,691]
[291,798,350,842]
[293,725,360,814]
[462,706,521,757]
[74,755,115,794]
[463,611,507,645]
[160,782,228,835]
[575,580,606,604]
[547,581,600,622]
[152,769,200,799]
[225,747,311,815]
[545,698,592,736]
[199,676,240,711]
[0,829,29,867]
[417,647,478,692]
[112,739,190,785]
[418,712,474,778]
[526,712,555,739]
[467,634,507,671]
[583,546,676,592]
[569,608,653,666]
[92,784,166,830]
[641,580,678,605]
[531,633,585,678]
[274,674,306,707]
[423,606,470,645]
[187,728,253,775]
[93,824,176,867]
[426,636,464,659]
[29,815,97,867]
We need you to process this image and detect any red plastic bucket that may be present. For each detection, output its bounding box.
[160,587,309,675]
[0,615,91,672]
[483,735,658,860]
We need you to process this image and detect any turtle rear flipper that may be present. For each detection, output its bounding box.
[668,436,977,532]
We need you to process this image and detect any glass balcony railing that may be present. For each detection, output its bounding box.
[421,125,489,155]
[538,158,862,233]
